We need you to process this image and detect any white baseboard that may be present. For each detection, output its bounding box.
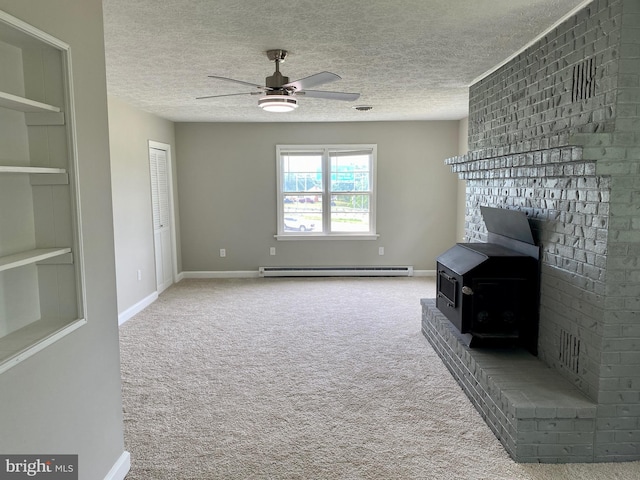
[104,451,130,480]
[414,270,436,277]
[181,270,435,279]
[118,292,158,326]
[181,271,260,279]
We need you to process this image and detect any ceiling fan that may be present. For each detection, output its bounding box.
[196,49,360,112]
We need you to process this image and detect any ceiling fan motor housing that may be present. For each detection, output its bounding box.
[265,49,291,90]
[266,72,290,90]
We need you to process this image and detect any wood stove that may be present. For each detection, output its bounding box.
[436,207,540,354]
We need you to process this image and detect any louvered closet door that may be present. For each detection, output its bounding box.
[150,146,173,293]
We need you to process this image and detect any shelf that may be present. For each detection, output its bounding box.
[0,13,84,376]
[0,90,61,113]
[0,166,66,174]
[0,317,86,374]
[0,248,72,273]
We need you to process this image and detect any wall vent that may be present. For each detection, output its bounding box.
[572,57,596,102]
[559,329,581,375]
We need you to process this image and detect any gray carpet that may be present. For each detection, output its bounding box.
[119,277,640,479]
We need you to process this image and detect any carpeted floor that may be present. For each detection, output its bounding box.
[119,277,640,479]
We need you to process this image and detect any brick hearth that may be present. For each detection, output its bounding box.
[422,299,597,463]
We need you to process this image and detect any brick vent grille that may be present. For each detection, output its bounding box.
[560,329,581,375]
[572,57,597,102]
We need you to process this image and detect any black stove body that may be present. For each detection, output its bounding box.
[436,207,540,354]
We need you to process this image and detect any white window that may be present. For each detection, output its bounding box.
[276,145,377,240]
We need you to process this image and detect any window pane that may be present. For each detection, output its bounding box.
[330,194,370,232]
[283,195,322,233]
[277,144,376,237]
[330,153,371,192]
[282,154,323,193]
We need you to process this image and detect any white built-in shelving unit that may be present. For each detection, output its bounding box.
[0,11,85,373]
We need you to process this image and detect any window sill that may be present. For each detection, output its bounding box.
[275,233,379,241]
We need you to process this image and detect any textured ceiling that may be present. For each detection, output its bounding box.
[102,0,588,123]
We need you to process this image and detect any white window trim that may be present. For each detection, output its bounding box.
[275,144,378,240]
[275,233,379,241]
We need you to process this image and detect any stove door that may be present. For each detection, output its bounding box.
[470,278,526,338]
[438,270,457,308]
[436,264,465,333]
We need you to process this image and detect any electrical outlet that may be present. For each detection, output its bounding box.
[378,246,385,256]
[137,269,142,281]
[219,248,226,257]
[270,247,276,256]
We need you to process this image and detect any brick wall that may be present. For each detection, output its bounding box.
[468,0,620,150]
[445,0,640,461]
[595,0,640,459]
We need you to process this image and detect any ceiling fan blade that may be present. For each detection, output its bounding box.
[284,71,341,91]
[298,90,360,101]
[207,75,268,90]
[196,92,260,100]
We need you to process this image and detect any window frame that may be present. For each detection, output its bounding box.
[275,144,378,240]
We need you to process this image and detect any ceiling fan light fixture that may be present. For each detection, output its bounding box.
[258,95,298,112]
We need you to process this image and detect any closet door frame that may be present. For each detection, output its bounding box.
[148,140,177,293]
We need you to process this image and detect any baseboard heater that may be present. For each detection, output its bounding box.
[259,266,414,277]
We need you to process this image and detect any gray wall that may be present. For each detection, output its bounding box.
[175,121,459,273]
[0,1,126,478]
[108,96,178,315]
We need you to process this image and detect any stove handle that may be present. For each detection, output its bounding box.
[438,270,456,283]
